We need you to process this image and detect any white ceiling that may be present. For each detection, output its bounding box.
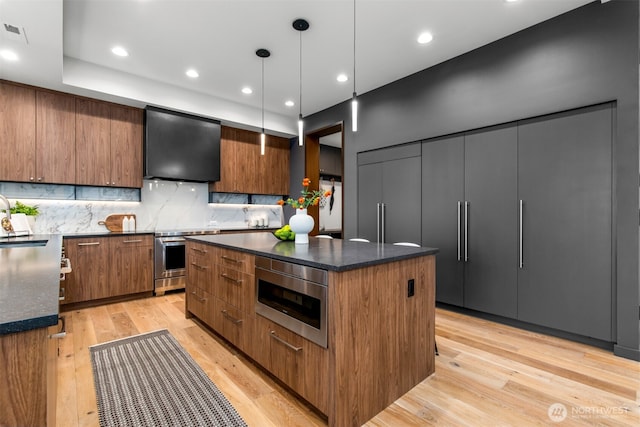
[0,0,594,136]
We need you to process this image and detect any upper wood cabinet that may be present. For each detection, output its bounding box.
[0,82,76,184]
[36,90,77,184]
[209,126,289,195]
[0,80,142,187]
[76,99,143,188]
[0,82,36,182]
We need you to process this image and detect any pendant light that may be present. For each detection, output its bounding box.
[293,19,309,146]
[352,0,358,132]
[256,48,270,156]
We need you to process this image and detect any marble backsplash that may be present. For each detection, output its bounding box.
[1,180,284,234]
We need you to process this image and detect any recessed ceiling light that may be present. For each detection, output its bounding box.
[417,32,433,44]
[0,49,18,61]
[111,46,129,57]
[505,0,519,2]
[186,69,199,78]
[242,87,253,95]
[285,100,295,107]
[337,73,348,83]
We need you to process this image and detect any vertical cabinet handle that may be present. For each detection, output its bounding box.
[457,201,462,261]
[464,201,469,262]
[376,202,381,244]
[519,199,524,269]
[381,202,386,245]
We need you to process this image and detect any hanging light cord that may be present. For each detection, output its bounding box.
[353,0,356,97]
[261,58,265,133]
[299,30,303,119]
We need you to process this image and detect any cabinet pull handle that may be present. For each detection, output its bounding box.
[221,310,243,324]
[123,239,142,243]
[220,273,242,284]
[519,199,524,269]
[464,201,469,262]
[78,242,100,246]
[190,262,209,270]
[457,201,462,261]
[221,255,243,263]
[381,202,386,245]
[376,202,381,244]
[191,247,207,254]
[270,330,302,352]
[190,291,206,302]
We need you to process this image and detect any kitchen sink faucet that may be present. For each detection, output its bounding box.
[0,194,14,234]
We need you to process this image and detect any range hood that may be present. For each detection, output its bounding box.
[144,106,221,183]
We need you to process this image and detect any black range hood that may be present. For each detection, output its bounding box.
[144,106,221,182]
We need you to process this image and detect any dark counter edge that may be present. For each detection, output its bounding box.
[0,313,59,335]
[185,234,439,272]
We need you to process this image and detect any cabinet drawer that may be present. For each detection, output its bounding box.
[211,247,254,275]
[215,266,254,312]
[251,315,328,413]
[187,250,214,294]
[110,235,153,248]
[188,241,212,259]
[186,286,214,326]
[213,298,249,351]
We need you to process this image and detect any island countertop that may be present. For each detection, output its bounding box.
[186,232,438,272]
[0,234,62,335]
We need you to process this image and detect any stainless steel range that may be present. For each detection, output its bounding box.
[154,229,220,296]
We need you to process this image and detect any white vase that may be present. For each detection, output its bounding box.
[289,208,314,245]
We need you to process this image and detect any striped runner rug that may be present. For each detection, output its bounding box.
[90,329,247,427]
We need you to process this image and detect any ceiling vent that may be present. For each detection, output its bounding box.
[3,23,29,44]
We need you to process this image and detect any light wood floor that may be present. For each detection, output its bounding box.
[56,293,639,426]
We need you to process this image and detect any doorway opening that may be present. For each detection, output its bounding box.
[304,123,343,237]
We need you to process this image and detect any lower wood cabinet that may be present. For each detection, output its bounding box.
[61,235,153,305]
[251,315,328,414]
[0,324,59,427]
[185,242,328,414]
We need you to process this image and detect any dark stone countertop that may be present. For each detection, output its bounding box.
[186,232,439,272]
[0,234,62,335]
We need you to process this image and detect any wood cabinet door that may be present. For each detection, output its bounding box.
[257,134,290,195]
[210,127,240,192]
[0,82,36,182]
[76,98,111,186]
[36,90,76,184]
[111,105,143,188]
[109,235,154,296]
[62,238,110,303]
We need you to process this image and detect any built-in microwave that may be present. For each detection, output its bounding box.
[255,256,328,348]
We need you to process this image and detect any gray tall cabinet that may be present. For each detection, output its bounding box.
[517,105,612,341]
[421,127,518,318]
[357,143,421,244]
[420,103,613,341]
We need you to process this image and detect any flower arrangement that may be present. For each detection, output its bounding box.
[278,178,331,210]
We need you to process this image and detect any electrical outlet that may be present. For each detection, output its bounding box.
[407,279,415,297]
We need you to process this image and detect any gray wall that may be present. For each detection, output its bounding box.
[303,0,639,359]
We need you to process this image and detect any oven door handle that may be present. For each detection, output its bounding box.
[270,330,302,352]
[160,237,186,243]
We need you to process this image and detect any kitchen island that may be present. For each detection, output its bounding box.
[186,232,438,426]
[0,234,62,427]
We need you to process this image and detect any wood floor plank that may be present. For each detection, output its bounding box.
[57,295,639,427]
